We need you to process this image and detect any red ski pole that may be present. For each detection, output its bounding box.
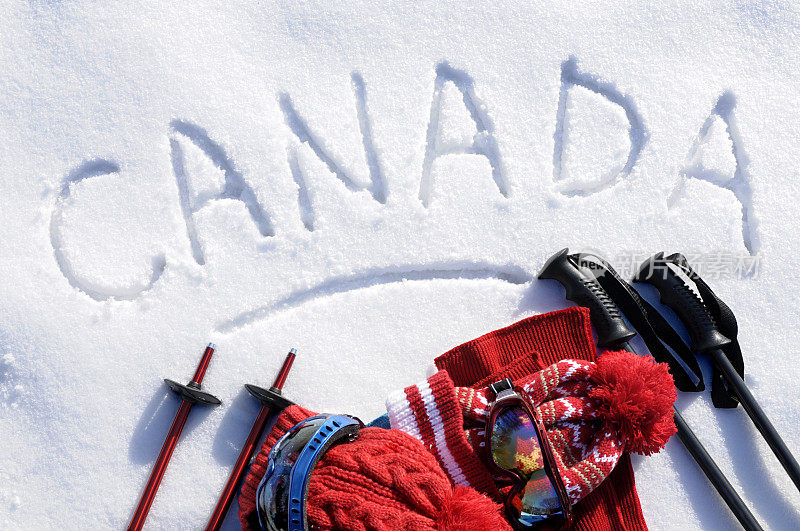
[129,343,221,531]
[205,348,296,531]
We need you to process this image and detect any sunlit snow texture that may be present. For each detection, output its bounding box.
[1,1,799,529]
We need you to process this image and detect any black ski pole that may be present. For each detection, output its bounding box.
[539,249,762,531]
[636,253,800,494]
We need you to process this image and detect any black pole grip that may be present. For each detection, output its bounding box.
[634,253,730,353]
[538,249,635,348]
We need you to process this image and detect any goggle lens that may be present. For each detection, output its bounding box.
[490,405,565,526]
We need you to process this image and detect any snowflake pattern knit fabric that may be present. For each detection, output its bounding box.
[387,353,676,507]
[455,353,676,504]
[403,307,676,530]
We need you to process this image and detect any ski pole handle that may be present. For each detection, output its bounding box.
[538,249,635,348]
[634,253,730,353]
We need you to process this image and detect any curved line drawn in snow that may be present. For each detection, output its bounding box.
[49,159,167,301]
[669,92,759,256]
[553,56,648,197]
[215,264,532,333]
[419,61,507,207]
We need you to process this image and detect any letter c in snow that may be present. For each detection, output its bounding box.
[50,159,166,301]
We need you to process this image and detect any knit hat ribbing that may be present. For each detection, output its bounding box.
[435,307,597,386]
[385,370,499,498]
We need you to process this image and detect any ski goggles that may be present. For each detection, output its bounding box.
[486,379,572,530]
[256,414,363,531]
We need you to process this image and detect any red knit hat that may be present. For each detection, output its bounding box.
[238,406,511,531]
[432,307,661,531]
[386,351,675,507]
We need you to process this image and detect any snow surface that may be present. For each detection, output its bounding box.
[2,1,800,529]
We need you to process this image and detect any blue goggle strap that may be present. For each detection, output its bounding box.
[287,415,362,531]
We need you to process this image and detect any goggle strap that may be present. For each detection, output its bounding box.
[489,378,514,396]
[287,415,362,531]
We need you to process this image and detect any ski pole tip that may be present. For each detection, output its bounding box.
[289,347,297,355]
[207,342,216,350]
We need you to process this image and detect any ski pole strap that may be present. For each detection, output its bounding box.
[573,253,704,393]
[661,253,744,408]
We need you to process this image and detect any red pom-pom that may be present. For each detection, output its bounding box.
[437,485,512,531]
[589,351,677,455]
